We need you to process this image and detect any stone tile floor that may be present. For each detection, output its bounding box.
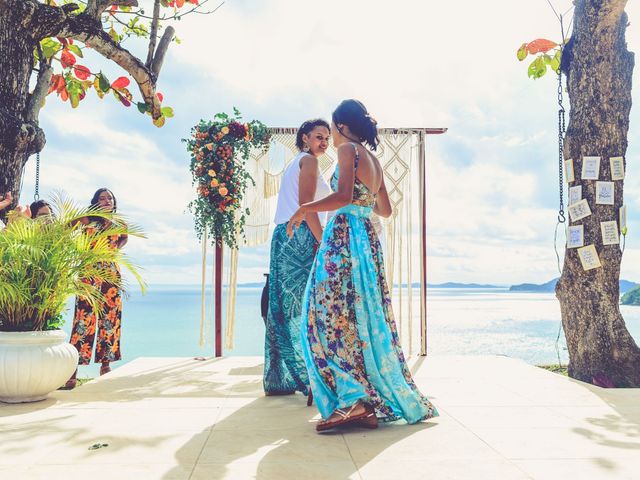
[1,355,639,479]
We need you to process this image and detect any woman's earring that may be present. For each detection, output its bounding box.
[303,143,310,153]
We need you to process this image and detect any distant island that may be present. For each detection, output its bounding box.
[621,286,640,305]
[510,278,638,294]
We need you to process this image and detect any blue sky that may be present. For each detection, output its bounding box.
[18,0,640,286]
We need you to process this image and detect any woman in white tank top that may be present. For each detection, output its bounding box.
[263,119,331,398]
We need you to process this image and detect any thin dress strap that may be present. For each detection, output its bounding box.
[351,142,360,170]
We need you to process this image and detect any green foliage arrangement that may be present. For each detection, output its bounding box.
[0,196,145,332]
[184,109,271,249]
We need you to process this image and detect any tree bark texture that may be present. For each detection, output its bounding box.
[557,0,640,387]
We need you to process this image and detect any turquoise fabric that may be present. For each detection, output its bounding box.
[263,222,315,395]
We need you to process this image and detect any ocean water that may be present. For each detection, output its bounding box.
[66,286,640,378]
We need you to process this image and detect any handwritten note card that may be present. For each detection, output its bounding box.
[600,220,620,245]
[568,198,592,222]
[567,225,584,249]
[565,158,575,183]
[620,205,627,232]
[610,156,625,181]
[596,181,614,205]
[578,244,602,271]
[569,185,582,205]
[582,156,601,180]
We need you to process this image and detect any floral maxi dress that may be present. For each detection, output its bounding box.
[300,144,438,423]
[70,222,123,365]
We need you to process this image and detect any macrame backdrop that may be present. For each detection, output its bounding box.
[201,128,443,356]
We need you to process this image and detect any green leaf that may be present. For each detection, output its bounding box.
[137,102,149,114]
[527,56,547,79]
[67,44,83,58]
[542,54,552,65]
[550,49,562,74]
[516,43,528,61]
[98,72,111,93]
[109,28,119,43]
[41,38,61,59]
[161,106,174,118]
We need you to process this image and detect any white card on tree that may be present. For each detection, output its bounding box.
[596,181,614,205]
[569,185,582,205]
[577,244,602,270]
[581,156,601,180]
[620,205,627,232]
[567,225,584,248]
[568,198,592,222]
[610,156,625,181]
[565,158,575,183]
[600,220,620,245]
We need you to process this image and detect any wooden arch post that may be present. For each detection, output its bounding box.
[214,240,223,357]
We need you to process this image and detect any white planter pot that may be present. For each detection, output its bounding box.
[0,330,79,403]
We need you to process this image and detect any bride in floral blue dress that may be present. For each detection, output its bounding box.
[288,99,438,432]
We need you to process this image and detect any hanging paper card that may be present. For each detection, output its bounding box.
[569,185,582,205]
[567,225,584,248]
[610,156,625,181]
[577,244,602,270]
[564,158,575,183]
[620,205,627,232]
[600,220,620,245]
[596,181,614,205]
[568,198,592,221]
[581,156,601,180]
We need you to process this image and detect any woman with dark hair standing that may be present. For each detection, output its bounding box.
[289,100,438,431]
[263,119,331,397]
[63,188,128,389]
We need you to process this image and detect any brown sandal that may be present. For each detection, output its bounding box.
[100,363,111,376]
[58,369,78,390]
[307,390,314,407]
[316,402,369,432]
[352,410,378,429]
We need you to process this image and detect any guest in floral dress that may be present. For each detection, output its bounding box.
[288,100,438,431]
[63,188,127,389]
[264,119,331,396]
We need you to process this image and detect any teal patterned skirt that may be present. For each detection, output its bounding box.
[263,221,317,395]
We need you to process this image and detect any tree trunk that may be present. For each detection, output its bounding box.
[557,0,640,387]
[0,4,46,212]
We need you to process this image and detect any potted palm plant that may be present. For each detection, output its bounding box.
[0,196,144,403]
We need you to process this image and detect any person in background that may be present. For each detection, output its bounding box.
[63,188,128,389]
[263,119,331,398]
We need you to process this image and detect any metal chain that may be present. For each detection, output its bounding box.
[557,70,566,224]
[34,152,41,201]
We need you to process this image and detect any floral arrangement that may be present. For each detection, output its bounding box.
[184,109,271,249]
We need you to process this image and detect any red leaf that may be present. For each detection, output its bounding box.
[57,37,68,47]
[73,64,91,80]
[55,75,66,94]
[156,92,163,102]
[176,0,185,7]
[111,76,130,89]
[60,87,69,102]
[526,39,558,55]
[60,50,76,68]
[48,74,61,94]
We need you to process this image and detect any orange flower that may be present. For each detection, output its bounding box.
[219,186,228,196]
[210,179,219,187]
[208,169,216,177]
[205,143,213,151]
[221,126,229,135]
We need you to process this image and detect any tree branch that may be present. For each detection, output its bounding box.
[150,25,174,78]
[26,63,53,123]
[86,0,138,20]
[146,0,161,68]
